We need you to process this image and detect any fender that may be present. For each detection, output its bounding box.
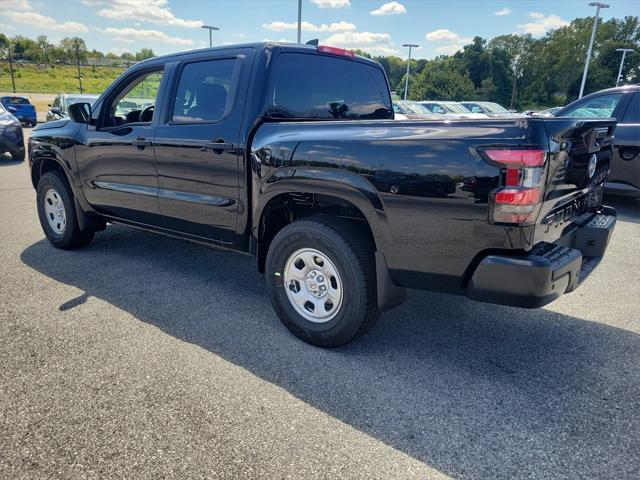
[29,134,96,216]
[253,166,394,256]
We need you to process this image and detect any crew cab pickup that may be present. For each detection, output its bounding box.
[29,42,617,347]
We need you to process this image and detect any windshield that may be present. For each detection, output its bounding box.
[483,102,508,113]
[443,103,471,114]
[398,101,429,114]
[67,95,98,106]
[0,103,6,114]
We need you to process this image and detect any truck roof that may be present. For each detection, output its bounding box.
[134,41,382,69]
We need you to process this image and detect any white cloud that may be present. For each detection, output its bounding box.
[311,0,350,8]
[262,20,356,33]
[262,38,293,43]
[91,0,202,28]
[100,27,194,45]
[425,29,472,43]
[494,7,512,16]
[425,29,472,56]
[517,12,568,35]
[323,31,398,55]
[370,1,406,16]
[3,10,89,32]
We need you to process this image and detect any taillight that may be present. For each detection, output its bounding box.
[317,45,355,57]
[482,148,547,225]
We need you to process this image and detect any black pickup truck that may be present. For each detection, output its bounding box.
[29,42,617,347]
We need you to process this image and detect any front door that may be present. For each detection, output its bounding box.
[153,51,253,245]
[76,68,165,225]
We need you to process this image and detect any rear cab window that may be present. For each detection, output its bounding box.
[266,52,392,120]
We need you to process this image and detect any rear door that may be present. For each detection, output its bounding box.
[609,92,640,192]
[153,49,254,245]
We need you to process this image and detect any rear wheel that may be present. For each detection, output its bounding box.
[265,216,379,347]
[36,171,95,249]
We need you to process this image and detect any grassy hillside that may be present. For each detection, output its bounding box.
[0,62,125,94]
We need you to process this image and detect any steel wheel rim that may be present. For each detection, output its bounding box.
[283,248,343,323]
[43,187,66,235]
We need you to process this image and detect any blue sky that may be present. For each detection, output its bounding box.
[1,0,638,58]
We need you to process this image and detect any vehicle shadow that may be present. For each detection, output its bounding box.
[20,227,640,479]
[605,195,640,225]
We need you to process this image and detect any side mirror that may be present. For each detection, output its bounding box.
[68,102,91,123]
[7,106,17,114]
[50,107,61,115]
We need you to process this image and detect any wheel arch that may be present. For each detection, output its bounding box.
[253,179,405,312]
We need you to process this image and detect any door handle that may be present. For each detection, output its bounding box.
[132,136,152,150]
[202,139,237,153]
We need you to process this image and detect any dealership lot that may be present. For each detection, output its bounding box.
[1,130,639,479]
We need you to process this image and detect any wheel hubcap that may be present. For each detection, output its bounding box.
[284,248,343,323]
[43,188,66,235]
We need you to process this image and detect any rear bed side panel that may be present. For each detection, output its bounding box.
[252,118,548,293]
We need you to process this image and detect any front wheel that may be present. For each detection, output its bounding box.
[265,216,379,347]
[36,170,95,249]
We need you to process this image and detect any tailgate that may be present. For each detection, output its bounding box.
[535,118,616,244]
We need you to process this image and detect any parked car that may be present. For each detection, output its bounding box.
[554,85,639,197]
[460,101,521,117]
[0,102,24,161]
[528,106,562,117]
[46,93,100,122]
[29,42,617,347]
[0,96,36,126]
[393,100,440,119]
[418,101,488,118]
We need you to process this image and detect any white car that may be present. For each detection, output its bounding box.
[418,101,489,119]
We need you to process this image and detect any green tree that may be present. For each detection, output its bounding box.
[135,48,156,61]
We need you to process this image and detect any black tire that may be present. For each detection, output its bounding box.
[11,149,25,162]
[36,170,95,249]
[265,215,379,347]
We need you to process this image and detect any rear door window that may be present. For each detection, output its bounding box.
[267,52,392,120]
[172,58,241,123]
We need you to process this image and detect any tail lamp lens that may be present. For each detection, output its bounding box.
[484,149,546,167]
[483,148,547,225]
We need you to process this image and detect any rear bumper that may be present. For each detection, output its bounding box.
[466,207,616,308]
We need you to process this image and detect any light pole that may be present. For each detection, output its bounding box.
[579,2,609,98]
[402,43,419,100]
[297,0,302,43]
[201,25,220,48]
[615,48,634,86]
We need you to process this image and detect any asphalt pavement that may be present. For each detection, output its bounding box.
[1,129,639,479]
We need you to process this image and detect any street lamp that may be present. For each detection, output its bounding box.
[615,48,634,86]
[579,2,609,98]
[297,0,302,43]
[201,25,220,48]
[402,43,419,100]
